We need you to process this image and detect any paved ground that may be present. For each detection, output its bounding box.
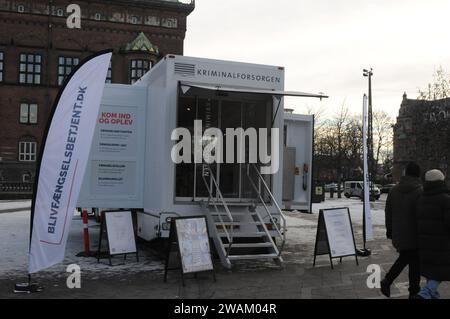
[1,195,449,299]
[3,237,449,299]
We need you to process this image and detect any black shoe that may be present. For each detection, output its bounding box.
[409,288,421,298]
[380,279,391,298]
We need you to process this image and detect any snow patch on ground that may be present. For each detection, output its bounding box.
[0,199,30,211]
[0,195,388,279]
[0,209,165,280]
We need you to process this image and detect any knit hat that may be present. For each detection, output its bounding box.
[425,169,445,182]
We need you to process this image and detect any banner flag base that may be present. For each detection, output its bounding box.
[75,251,97,258]
[13,282,44,294]
[356,248,372,257]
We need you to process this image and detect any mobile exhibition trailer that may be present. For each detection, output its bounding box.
[78,55,326,268]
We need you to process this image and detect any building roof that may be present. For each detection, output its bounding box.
[125,32,159,54]
[102,0,195,13]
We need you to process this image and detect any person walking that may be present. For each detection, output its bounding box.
[381,162,422,298]
[415,169,450,299]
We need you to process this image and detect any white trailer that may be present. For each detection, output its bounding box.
[78,55,326,268]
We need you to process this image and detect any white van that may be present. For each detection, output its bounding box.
[344,181,380,200]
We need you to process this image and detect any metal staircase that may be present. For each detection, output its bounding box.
[200,164,286,269]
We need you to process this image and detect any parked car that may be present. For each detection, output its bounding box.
[344,181,381,200]
[381,183,396,194]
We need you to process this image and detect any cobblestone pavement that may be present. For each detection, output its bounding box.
[2,236,449,299]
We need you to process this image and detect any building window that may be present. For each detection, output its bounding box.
[19,141,37,162]
[17,5,25,13]
[0,51,3,82]
[22,172,32,183]
[19,53,41,84]
[58,56,79,85]
[106,61,112,83]
[20,103,38,124]
[162,18,178,28]
[111,12,124,23]
[130,59,151,84]
[146,16,160,26]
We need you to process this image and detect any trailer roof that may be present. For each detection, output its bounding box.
[180,82,328,99]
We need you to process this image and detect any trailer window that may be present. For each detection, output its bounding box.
[283,125,288,146]
[175,96,196,198]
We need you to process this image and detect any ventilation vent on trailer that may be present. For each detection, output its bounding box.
[174,63,195,77]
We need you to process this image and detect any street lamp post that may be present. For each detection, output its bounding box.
[363,69,374,200]
[356,68,374,258]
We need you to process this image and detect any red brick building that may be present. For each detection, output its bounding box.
[0,0,194,187]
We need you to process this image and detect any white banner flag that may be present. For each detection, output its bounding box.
[362,94,373,241]
[29,51,112,273]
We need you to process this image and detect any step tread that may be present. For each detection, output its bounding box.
[228,254,279,260]
[215,221,262,225]
[210,212,258,216]
[229,243,274,248]
[207,202,255,207]
[218,232,267,237]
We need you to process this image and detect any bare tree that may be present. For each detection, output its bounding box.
[343,115,363,178]
[373,111,394,179]
[330,101,349,198]
[380,148,394,181]
[418,66,450,100]
[313,105,383,190]
[302,104,327,133]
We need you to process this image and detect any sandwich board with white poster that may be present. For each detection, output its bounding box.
[313,207,358,269]
[164,216,216,286]
[97,210,139,265]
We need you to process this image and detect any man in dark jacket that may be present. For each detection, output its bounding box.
[415,169,450,299]
[380,162,422,298]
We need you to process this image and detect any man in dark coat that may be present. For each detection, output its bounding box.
[415,169,450,299]
[380,162,422,298]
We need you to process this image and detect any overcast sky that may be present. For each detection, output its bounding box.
[184,0,450,119]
